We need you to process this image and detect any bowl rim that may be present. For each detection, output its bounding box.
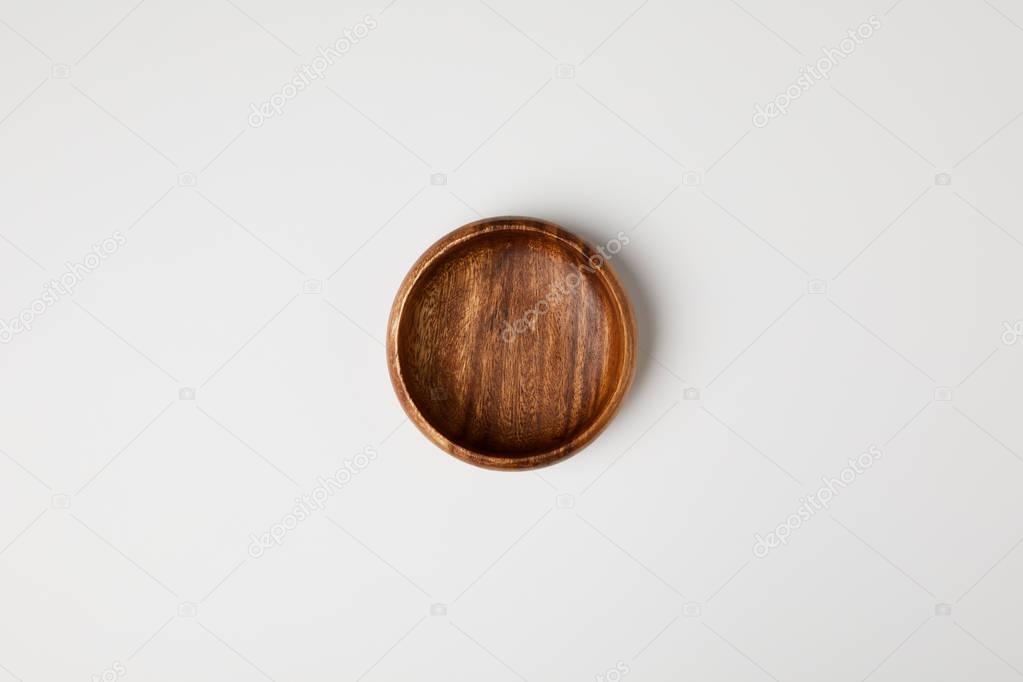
[386,216,638,470]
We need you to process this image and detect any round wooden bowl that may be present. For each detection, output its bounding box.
[387,217,637,470]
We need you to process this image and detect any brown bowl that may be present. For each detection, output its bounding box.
[387,217,637,470]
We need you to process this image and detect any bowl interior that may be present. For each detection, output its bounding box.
[394,227,632,464]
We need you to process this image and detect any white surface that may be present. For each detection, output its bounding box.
[1,0,1023,680]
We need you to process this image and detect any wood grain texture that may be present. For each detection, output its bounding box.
[387,217,637,470]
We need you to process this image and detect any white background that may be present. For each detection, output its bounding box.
[2,0,1023,680]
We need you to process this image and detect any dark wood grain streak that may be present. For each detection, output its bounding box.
[387,217,637,470]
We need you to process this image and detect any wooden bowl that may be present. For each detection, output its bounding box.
[387,217,637,470]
